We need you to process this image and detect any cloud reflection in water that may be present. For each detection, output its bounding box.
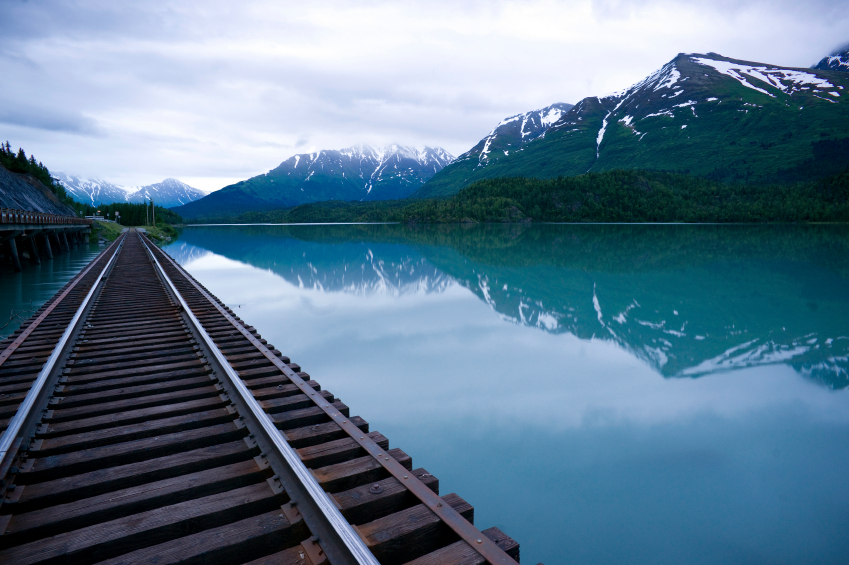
[164,224,849,565]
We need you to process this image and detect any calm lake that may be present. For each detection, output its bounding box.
[0,243,105,338]
[2,224,847,564]
[159,223,849,565]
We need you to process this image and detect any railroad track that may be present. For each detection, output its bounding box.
[0,229,527,565]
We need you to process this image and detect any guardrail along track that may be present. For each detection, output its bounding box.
[0,230,526,565]
[1,208,92,226]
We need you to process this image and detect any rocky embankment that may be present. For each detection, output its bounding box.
[0,165,76,215]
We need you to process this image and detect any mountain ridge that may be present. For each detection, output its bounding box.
[813,43,849,72]
[450,102,573,170]
[415,50,849,198]
[56,173,207,208]
[172,143,454,220]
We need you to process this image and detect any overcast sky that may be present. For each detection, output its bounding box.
[2,0,847,191]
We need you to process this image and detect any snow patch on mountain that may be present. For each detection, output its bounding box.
[693,57,836,98]
[57,173,206,208]
[126,178,207,207]
[604,61,682,100]
[272,144,454,199]
[54,173,129,206]
[456,102,573,167]
[813,43,849,72]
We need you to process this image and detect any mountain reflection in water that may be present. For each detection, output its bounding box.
[166,223,849,389]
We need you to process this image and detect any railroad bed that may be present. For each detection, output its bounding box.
[0,230,528,565]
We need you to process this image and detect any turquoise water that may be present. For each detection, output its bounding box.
[0,242,105,338]
[163,224,849,565]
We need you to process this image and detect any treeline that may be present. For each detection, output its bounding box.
[75,202,183,227]
[195,170,849,224]
[0,141,75,206]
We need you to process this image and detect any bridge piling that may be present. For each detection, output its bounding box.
[6,236,22,272]
[41,233,53,259]
[50,233,62,255]
[28,235,40,265]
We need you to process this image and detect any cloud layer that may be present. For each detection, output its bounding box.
[2,0,848,189]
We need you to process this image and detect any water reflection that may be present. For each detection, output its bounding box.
[0,244,104,338]
[163,224,849,565]
[167,224,849,389]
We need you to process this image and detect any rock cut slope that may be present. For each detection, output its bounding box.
[0,166,77,215]
[418,51,849,197]
[172,144,453,219]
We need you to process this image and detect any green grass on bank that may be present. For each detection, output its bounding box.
[90,221,177,244]
[90,221,123,242]
[144,223,178,243]
[188,169,849,225]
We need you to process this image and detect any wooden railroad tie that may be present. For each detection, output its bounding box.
[0,229,529,565]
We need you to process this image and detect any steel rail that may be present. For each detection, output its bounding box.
[0,233,125,469]
[146,233,518,564]
[138,232,382,565]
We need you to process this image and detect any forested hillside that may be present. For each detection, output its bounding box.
[191,170,849,224]
[417,52,849,198]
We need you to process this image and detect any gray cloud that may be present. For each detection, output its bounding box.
[592,0,849,20]
[829,41,849,55]
[2,0,848,190]
[0,106,102,136]
[295,135,310,148]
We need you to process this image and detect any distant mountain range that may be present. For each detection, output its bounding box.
[62,43,849,217]
[416,49,849,197]
[55,173,206,208]
[172,144,454,220]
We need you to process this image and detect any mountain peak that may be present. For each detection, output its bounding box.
[417,49,848,198]
[451,102,574,168]
[813,42,849,72]
[172,142,455,219]
[57,174,206,207]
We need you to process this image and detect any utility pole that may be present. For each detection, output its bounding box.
[152,196,155,227]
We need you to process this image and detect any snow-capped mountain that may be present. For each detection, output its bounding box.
[172,144,454,219]
[548,52,843,161]
[56,173,206,208]
[813,42,849,72]
[54,173,130,206]
[419,51,849,197]
[272,144,453,199]
[125,178,207,207]
[456,103,573,167]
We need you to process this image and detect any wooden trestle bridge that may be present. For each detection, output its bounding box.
[0,229,528,565]
[0,208,92,272]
